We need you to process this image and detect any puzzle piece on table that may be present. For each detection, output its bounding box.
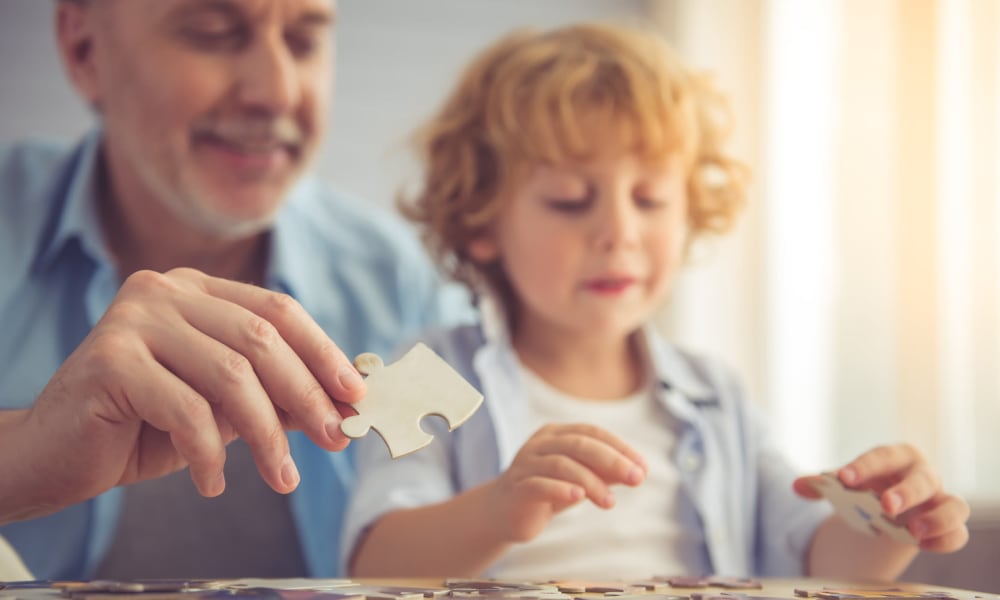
[580,596,689,600]
[809,472,918,545]
[619,582,673,593]
[706,579,763,590]
[553,584,640,595]
[652,577,710,589]
[344,586,448,600]
[444,580,565,600]
[650,578,762,592]
[339,342,484,458]
[690,595,786,600]
[202,580,357,591]
[795,588,954,600]
[444,580,555,592]
[54,580,194,593]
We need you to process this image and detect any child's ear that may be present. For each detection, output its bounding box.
[467,235,499,263]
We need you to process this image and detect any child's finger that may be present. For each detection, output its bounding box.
[839,443,925,487]
[513,475,585,510]
[535,430,645,488]
[880,463,942,516]
[792,475,825,499]
[496,476,585,543]
[526,453,617,508]
[906,493,971,545]
[543,423,648,473]
[918,526,970,553]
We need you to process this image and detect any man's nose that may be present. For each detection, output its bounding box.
[235,36,301,113]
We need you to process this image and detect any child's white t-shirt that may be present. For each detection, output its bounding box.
[0,533,32,581]
[491,362,700,580]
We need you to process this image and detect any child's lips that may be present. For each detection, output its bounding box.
[583,276,637,294]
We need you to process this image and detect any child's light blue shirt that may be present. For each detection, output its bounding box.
[343,299,831,577]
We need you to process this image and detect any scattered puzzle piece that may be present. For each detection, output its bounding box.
[203,581,357,591]
[588,593,688,600]
[795,589,954,600]
[339,343,483,458]
[552,583,650,595]
[706,580,763,591]
[2,580,997,600]
[652,578,709,589]
[809,473,918,545]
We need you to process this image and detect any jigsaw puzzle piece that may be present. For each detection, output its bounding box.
[340,343,484,458]
[809,472,917,545]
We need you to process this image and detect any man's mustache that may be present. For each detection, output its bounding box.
[192,114,304,146]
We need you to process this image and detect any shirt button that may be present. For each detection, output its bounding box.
[681,452,703,472]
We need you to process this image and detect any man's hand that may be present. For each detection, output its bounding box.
[3,268,365,523]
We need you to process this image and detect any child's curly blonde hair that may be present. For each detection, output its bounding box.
[400,22,749,304]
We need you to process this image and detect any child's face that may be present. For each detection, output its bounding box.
[470,147,689,345]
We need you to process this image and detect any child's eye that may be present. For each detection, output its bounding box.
[285,29,325,59]
[636,196,667,210]
[545,197,591,214]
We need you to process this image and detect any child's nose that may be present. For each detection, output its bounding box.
[595,198,641,251]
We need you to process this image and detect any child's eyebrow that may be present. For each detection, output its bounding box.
[294,10,335,28]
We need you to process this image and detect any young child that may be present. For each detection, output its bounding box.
[341,23,969,580]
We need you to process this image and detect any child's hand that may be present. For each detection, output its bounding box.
[794,443,970,552]
[485,423,647,544]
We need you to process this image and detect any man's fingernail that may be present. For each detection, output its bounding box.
[208,471,226,496]
[338,364,363,391]
[281,455,300,489]
[325,417,343,443]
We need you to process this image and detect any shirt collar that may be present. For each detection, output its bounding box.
[266,176,321,299]
[477,289,717,405]
[35,128,319,301]
[641,321,716,403]
[36,129,115,272]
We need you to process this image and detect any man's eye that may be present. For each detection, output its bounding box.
[181,28,247,51]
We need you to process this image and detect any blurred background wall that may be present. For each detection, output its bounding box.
[1,0,997,591]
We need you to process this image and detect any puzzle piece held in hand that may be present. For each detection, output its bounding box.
[809,472,918,545]
[340,342,484,458]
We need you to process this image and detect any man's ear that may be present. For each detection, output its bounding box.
[467,233,499,264]
[55,1,102,108]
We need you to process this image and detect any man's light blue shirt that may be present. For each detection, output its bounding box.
[342,298,832,577]
[0,131,471,580]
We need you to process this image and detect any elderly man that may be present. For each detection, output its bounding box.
[0,0,467,580]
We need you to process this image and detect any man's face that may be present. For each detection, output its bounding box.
[75,0,335,238]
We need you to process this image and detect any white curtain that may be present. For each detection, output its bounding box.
[653,0,1000,500]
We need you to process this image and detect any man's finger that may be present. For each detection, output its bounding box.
[192,273,367,404]
[175,288,351,451]
[145,315,297,495]
[110,350,230,497]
